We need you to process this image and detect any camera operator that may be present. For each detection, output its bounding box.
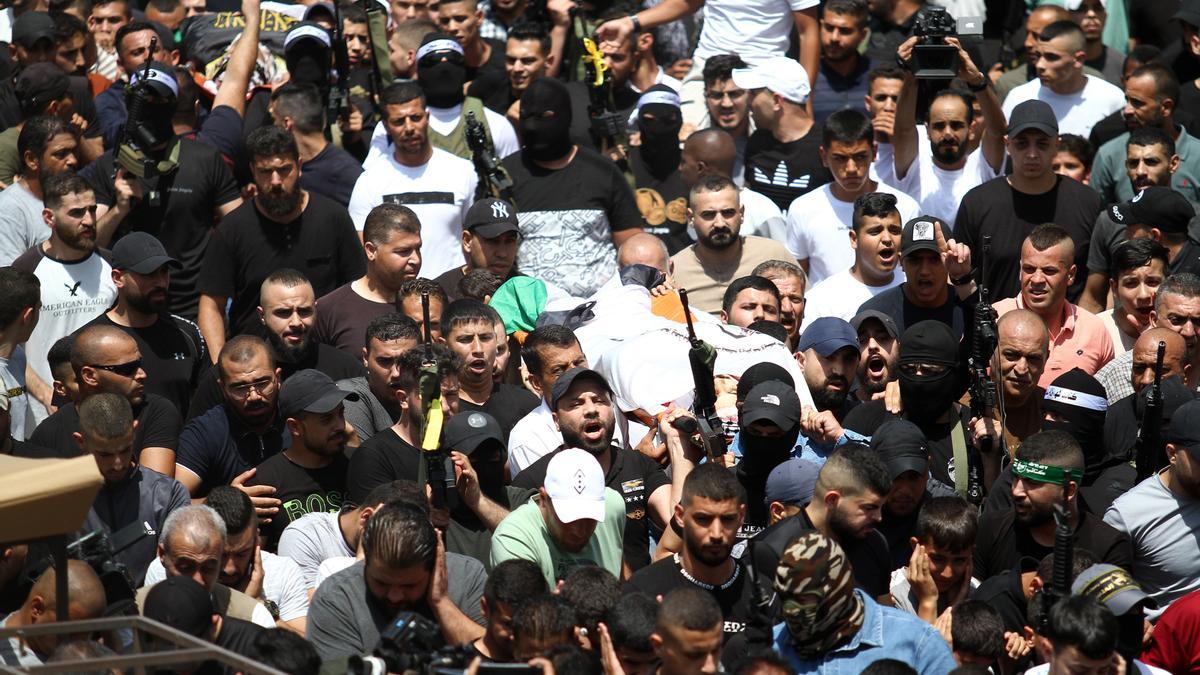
[0,561,106,668]
[76,393,188,588]
[307,501,487,661]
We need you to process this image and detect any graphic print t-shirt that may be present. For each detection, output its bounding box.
[743,125,832,211]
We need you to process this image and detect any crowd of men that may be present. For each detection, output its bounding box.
[3,0,1200,673]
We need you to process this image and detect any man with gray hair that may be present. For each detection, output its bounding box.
[753,259,807,346]
[76,393,188,587]
[138,504,275,628]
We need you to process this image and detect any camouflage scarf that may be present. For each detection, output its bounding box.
[774,532,865,659]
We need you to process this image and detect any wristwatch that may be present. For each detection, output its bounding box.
[628,14,642,32]
[967,77,989,92]
[951,272,976,286]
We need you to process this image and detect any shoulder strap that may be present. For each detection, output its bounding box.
[950,412,970,499]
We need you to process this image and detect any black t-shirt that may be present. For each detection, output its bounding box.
[80,139,242,319]
[300,144,364,207]
[29,394,182,458]
[857,284,966,338]
[953,175,1103,303]
[969,557,1038,634]
[433,266,523,303]
[197,193,366,336]
[629,147,691,254]
[842,399,985,504]
[973,508,1134,580]
[312,283,394,358]
[247,451,348,551]
[345,428,420,505]
[625,555,754,639]
[459,383,539,443]
[79,312,209,415]
[743,126,832,211]
[186,342,365,420]
[749,509,891,600]
[463,39,510,102]
[512,445,671,571]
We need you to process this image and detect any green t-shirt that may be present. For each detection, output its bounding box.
[489,488,626,586]
[0,127,19,187]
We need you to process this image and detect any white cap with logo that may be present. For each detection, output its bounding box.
[731,57,811,105]
[543,448,607,523]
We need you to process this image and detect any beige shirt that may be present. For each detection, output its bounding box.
[669,236,796,314]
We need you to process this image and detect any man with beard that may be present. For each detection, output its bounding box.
[243,369,356,551]
[629,85,690,253]
[186,271,364,419]
[625,463,755,643]
[14,172,116,422]
[801,193,908,322]
[0,115,78,266]
[786,110,918,288]
[142,486,310,632]
[1092,64,1200,204]
[841,320,991,503]
[1106,398,1200,618]
[512,368,687,572]
[810,0,871,124]
[77,393,189,587]
[670,175,793,315]
[315,204,423,356]
[891,38,1005,227]
[80,232,208,415]
[993,225,1114,386]
[176,336,288,517]
[679,130,788,243]
[973,430,1131,580]
[29,325,181,476]
[308,501,488,659]
[352,82,478,280]
[851,309,899,403]
[1095,238,1169,355]
[955,101,1104,304]
[336,313,420,448]
[197,126,365,356]
[796,318,860,426]
[269,83,363,208]
[502,78,642,296]
[753,259,806,348]
[721,276,781,329]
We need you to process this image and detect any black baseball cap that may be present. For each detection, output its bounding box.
[465,198,519,238]
[550,367,612,410]
[443,410,505,457]
[111,232,180,274]
[901,216,943,258]
[736,363,795,402]
[851,309,899,340]
[284,21,332,51]
[1176,0,1200,28]
[15,63,69,113]
[279,369,359,419]
[143,576,215,638]
[870,419,930,478]
[1007,100,1058,138]
[741,380,800,429]
[12,11,55,49]
[1109,187,1195,235]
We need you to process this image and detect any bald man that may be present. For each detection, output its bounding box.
[994,5,1070,102]
[679,129,787,241]
[0,560,106,666]
[618,232,673,282]
[1128,328,1190,397]
[973,309,1051,454]
[27,324,182,476]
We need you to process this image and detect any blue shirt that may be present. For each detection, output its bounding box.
[176,404,291,496]
[772,590,958,675]
[729,430,848,466]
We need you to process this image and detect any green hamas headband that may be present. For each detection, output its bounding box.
[1012,458,1083,486]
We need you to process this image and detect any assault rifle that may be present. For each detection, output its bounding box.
[1134,340,1166,481]
[1037,501,1074,635]
[465,111,515,204]
[677,289,727,463]
[328,2,352,127]
[415,291,455,510]
[968,235,998,454]
[580,36,632,184]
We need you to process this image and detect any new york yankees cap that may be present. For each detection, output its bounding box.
[465,198,519,238]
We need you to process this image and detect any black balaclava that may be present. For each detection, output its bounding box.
[897,320,961,423]
[737,381,802,526]
[634,84,682,177]
[520,78,573,163]
[416,32,467,109]
[126,60,178,152]
[1041,368,1108,478]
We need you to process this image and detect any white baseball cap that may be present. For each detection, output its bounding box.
[731,57,810,105]
[544,448,606,524]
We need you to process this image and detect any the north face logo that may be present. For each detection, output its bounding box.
[491,201,509,219]
[1110,205,1123,222]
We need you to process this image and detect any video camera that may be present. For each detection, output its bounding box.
[344,612,478,675]
[908,7,983,79]
[66,521,154,608]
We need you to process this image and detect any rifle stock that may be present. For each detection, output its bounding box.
[1135,340,1167,481]
[968,235,998,454]
[465,111,516,204]
[678,289,727,462]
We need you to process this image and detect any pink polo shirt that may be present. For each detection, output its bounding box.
[993,295,1116,388]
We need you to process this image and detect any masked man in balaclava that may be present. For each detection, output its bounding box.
[366,33,519,165]
[736,380,802,534]
[629,84,690,254]
[842,320,989,504]
[501,78,643,297]
[771,532,957,672]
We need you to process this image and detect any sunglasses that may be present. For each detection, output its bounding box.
[89,359,143,378]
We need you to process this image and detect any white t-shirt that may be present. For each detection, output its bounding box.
[348,148,477,278]
[144,551,309,623]
[784,182,919,285]
[276,511,355,590]
[694,0,820,63]
[366,104,519,164]
[0,183,50,266]
[892,142,1002,229]
[1098,308,1138,356]
[316,556,357,588]
[802,269,904,324]
[0,347,29,441]
[1001,75,1126,139]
